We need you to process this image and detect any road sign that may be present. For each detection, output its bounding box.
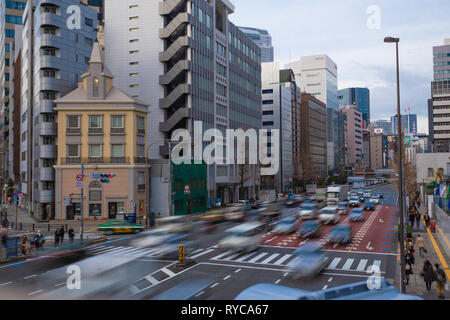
[179,244,184,262]
[92,173,100,179]
[76,181,84,189]
[184,185,190,195]
[76,174,83,182]
[18,193,23,197]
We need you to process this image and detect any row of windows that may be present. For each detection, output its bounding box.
[434,53,450,58]
[228,31,259,64]
[435,70,450,75]
[216,41,226,57]
[5,15,22,24]
[66,143,145,158]
[191,3,211,29]
[434,61,450,66]
[6,29,14,38]
[66,114,145,131]
[6,1,26,10]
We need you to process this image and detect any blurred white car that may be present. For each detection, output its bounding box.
[273,217,298,234]
[219,222,265,253]
[297,203,320,220]
[318,206,340,225]
[285,243,328,279]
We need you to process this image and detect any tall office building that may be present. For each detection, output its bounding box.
[14,0,98,219]
[105,0,262,214]
[431,39,450,152]
[0,0,27,188]
[285,55,339,171]
[428,98,434,152]
[238,26,273,63]
[372,119,392,135]
[338,87,370,126]
[261,62,296,193]
[391,114,418,134]
[341,105,363,168]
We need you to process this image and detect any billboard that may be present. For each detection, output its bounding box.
[374,128,383,135]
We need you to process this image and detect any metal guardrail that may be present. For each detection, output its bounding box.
[433,203,450,258]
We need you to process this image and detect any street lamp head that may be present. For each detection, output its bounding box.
[384,37,400,43]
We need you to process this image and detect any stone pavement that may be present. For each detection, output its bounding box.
[405,205,449,300]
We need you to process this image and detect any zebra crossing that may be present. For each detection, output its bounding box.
[209,249,384,273]
[83,244,207,259]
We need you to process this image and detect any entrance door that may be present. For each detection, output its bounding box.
[66,206,75,220]
[108,202,117,219]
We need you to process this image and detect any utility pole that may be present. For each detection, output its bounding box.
[80,163,84,242]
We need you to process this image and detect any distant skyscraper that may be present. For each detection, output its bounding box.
[372,119,392,135]
[338,87,370,126]
[391,114,418,134]
[238,26,273,62]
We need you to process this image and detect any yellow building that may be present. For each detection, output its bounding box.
[54,42,149,222]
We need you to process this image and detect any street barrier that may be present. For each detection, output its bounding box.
[433,203,450,259]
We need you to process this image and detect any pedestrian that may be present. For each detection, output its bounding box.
[415,211,421,228]
[421,260,434,292]
[1,231,7,248]
[59,226,65,244]
[33,232,40,249]
[406,249,415,267]
[54,228,60,247]
[409,212,415,227]
[38,230,45,248]
[416,234,427,257]
[405,250,415,285]
[434,263,447,299]
[68,227,75,242]
[424,213,431,229]
[20,235,27,255]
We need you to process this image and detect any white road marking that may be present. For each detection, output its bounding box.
[323,285,328,290]
[0,281,12,286]
[211,250,232,260]
[234,269,241,273]
[191,248,214,259]
[223,275,231,280]
[144,275,159,285]
[261,253,280,264]
[342,258,354,271]
[248,252,268,263]
[210,283,219,288]
[275,279,281,284]
[54,282,65,287]
[222,253,241,261]
[161,267,176,277]
[28,290,43,296]
[372,260,381,269]
[265,236,278,243]
[24,274,37,280]
[328,277,333,282]
[273,254,292,265]
[195,291,204,297]
[283,272,289,277]
[235,252,257,262]
[356,259,368,272]
[327,257,342,269]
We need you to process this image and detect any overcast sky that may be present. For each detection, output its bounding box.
[229,0,450,134]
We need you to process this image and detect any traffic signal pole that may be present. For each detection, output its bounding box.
[80,163,84,242]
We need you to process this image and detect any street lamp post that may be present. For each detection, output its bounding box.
[384,36,406,293]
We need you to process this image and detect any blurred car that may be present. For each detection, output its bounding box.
[375,192,384,199]
[357,189,364,196]
[369,196,380,205]
[97,220,144,235]
[224,204,246,222]
[297,203,321,220]
[285,196,304,207]
[284,243,328,279]
[318,206,340,225]
[132,224,189,248]
[349,196,360,207]
[363,201,375,211]
[363,190,372,198]
[219,222,265,253]
[337,202,349,215]
[329,225,352,244]
[299,221,320,238]
[359,194,365,202]
[251,200,262,209]
[273,217,298,234]
[350,208,364,222]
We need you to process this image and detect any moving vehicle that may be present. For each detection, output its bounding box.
[337,202,349,215]
[350,208,364,222]
[363,201,375,211]
[97,220,144,235]
[326,185,350,205]
[219,222,265,253]
[349,196,360,207]
[299,221,320,238]
[258,202,282,229]
[375,192,384,199]
[329,225,352,244]
[224,204,246,222]
[297,203,321,220]
[369,196,380,205]
[284,243,328,279]
[132,224,191,249]
[273,217,298,234]
[285,195,304,207]
[363,190,372,198]
[318,206,340,225]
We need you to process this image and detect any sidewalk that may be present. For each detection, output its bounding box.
[405,205,449,300]
[2,205,38,224]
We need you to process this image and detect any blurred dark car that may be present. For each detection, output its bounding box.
[363,201,375,211]
[299,221,320,238]
[329,225,352,244]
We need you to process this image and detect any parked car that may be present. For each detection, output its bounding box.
[298,203,321,220]
[299,221,320,238]
[350,208,364,222]
[363,201,375,211]
[337,202,349,215]
[284,243,328,279]
[318,206,340,225]
[349,196,360,207]
[369,196,380,205]
[329,224,352,244]
[273,217,298,234]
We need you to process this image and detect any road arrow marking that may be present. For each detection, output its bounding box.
[366,242,374,251]
[379,219,384,223]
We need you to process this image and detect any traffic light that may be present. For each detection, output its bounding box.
[99,173,116,183]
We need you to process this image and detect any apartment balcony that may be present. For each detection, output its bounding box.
[159,36,191,62]
[40,100,55,113]
[40,145,56,159]
[40,77,65,91]
[159,60,190,85]
[134,157,148,164]
[159,12,190,39]
[40,122,56,136]
[159,83,191,110]
[40,34,60,48]
[42,0,63,7]
[40,55,60,69]
[159,0,185,15]
[40,11,63,27]
[40,167,55,181]
[160,107,191,133]
[39,189,54,203]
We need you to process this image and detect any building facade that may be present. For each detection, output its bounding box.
[342,105,363,168]
[16,0,98,219]
[238,26,273,63]
[300,93,327,181]
[372,119,392,135]
[338,87,370,126]
[54,43,149,221]
[369,126,388,169]
[391,114,418,134]
[104,0,262,214]
[362,128,370,169]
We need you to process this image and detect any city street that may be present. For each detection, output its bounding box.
[0,183,403,300]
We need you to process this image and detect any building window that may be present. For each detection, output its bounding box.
[129,39,139,43]
[216,83,227,97]
[263,121,274,126]
[137,116,145,135]
[5,43,10,52]
[262,89,273,94]
[129,27,139,32]
[206,14,211,28]
[138,171,145,191]
[262,100,273,105]
[137,144,145,158]
[129,72,139,77]
[129,50,139,54]
[262,110,274,115]
[93,77,99,96]
[129,61,139,65]
[85,37,93,47]
[43,48,56,56]
[85,17,93,27]
[6,1,27,10]
[67,115,80,129]
[89,144,102,158]
[216,42,226,57]
[129,84,139,88]
[67,145,80,158]
[43,69,56,78]
[5,29,15,38]
[111,115,124,128]
[89,115,102,129]
[199,8,203,23]
[43,27,56,35]
[129,4,138,9]
[111,144,125,158]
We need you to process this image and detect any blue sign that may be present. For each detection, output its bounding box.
[92,173,101,179]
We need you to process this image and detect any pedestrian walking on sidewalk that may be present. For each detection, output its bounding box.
[424,213,431,229]
[405,250,415,285]
[415,211,421,228]
[416,234,426,257]
[421,260,434,292]
[68,227,75,242]
[434,263,447,299]
[409,212,416,228]
[59,226,65,244]
[54,228,60,247]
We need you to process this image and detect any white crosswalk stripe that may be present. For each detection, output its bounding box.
[235,252,258,262]
[261,253,280,264]
[273,254,292,265]
[211,250,233,260]
[222,253,242,261]
[327,257,342,269]
[247,252,268,263]
[356,259,368,272]
[342,258,354,271]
